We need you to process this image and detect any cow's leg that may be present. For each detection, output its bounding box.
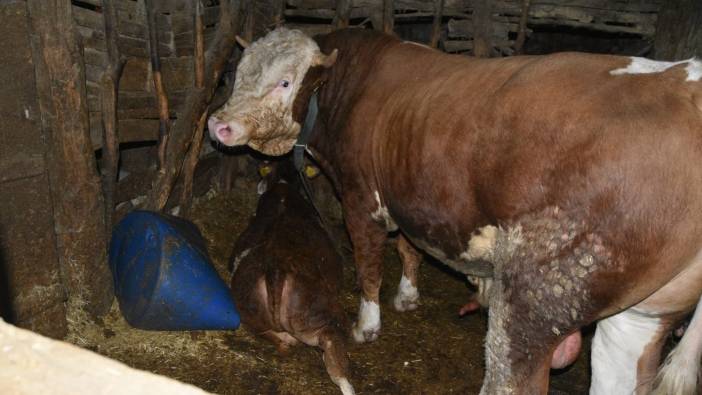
[590,308,672,395]
[318,326,355,395]
[393,234,421,312]
[344,198,388,343]
[652,294,702,395]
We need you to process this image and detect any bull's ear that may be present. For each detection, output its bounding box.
[236,35,250,49]
[313,48,338,68]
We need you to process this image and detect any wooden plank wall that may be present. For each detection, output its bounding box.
[74,0,661,151]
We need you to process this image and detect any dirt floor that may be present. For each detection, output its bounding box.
[70,179,592,395]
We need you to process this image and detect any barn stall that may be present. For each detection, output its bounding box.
[0,0,700,393]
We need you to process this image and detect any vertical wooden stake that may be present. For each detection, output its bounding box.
[180,0,207,218]
[27,0,113,318]
[145,0,171,173]
[383,0,394,34]
[430,0,444,48]
[472,0,493,57]
[514,0,531,54]
[145,0,242,211]
[335,0,351,29]
[273,0,286,28]
[100,0,126,234]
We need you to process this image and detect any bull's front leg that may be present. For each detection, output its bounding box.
[344,196,389,343]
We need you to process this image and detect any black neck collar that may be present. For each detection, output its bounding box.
[293,92,319,172]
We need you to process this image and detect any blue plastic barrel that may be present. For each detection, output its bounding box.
[108,210,240,330]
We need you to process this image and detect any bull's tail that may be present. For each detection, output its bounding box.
[652,295,702,395]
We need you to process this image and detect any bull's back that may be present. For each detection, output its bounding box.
[347,43,702,277]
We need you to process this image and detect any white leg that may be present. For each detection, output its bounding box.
[652,295,702,395]
[393,275,419,312]
[351,298,380,343]
[590,309,662,395]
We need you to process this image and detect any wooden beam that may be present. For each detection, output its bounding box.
[383,0,394,34]
[100,0,127,234]
[145,0,242,211]
[179,0,207,218]
[653,0,702,60]
[430,0,444,48]
[513,0,531,54]
[145,0,171,174]
[334,0,351,29]
[273,0,286,27]
[472,0,493,57]
[26,0,114,319]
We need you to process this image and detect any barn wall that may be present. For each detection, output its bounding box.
[0,0,68,338]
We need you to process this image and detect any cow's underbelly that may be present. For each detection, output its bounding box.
[635,247,702,315]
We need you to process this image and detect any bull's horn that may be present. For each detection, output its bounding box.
[313,48,338,68]
[235,35,250,49]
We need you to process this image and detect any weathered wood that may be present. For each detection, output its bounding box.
[653,0,702,60]
[513,0,530,54]
[273,0,286,27]
[383,0,394,34]
[179,0,207,218]
[145,0,242,211]
[334,0,352,28]
[100,0,127,236]
[430,0,444,48]
[145,0,171,173]
[0,319,210,395]
[472,0,493,57]
[27,0,113,319]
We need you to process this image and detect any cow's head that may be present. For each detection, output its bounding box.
[208,28,337,156]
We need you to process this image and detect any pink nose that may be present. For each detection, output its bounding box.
[207,116,248,146]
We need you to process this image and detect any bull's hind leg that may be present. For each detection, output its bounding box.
[652,294,702,395]
[590,308,674,395]
[393,234,421,312]
[319,326,355,395]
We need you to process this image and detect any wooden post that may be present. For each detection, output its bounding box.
[383,0,394,34]
[513,0,531,54]
[145,0,242,211]
[472,0,493,57]
[145,0,171,174]
[26,0,114,318]
[179,1,207,218]
[100,0,126,234]
[430,0,444,48]
[273,0,286,28]
[653,0,702,60]
[334,0,351,29]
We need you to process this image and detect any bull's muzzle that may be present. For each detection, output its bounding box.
[207,115,249,147]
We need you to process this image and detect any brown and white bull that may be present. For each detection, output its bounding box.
[209,27,702,394]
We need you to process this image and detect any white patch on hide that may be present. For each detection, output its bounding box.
[467,275,493,307]
[351,298,380,343]
[402,41,433,50]
[370,191,398,231]
[652,294,702,395]
[231,248,250,275]
[332,377,356,395]
[393,275,419,312]
[590,309,662,395]
[460,225,499,261]
[610,57,702,82]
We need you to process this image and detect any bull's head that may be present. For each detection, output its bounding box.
[208,28,337,156]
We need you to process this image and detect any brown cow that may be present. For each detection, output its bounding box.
[211,27,702,394]
[229,159,354,395]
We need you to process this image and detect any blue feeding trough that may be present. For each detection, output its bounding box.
[109,210,240,331]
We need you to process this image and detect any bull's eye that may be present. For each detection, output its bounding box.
[279,80,290,88]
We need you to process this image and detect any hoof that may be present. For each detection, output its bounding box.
[351,322,380,343]
[393,293,419,312]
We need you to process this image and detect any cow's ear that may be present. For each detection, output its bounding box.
[236,35,250,49]
[313,49,338,68]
